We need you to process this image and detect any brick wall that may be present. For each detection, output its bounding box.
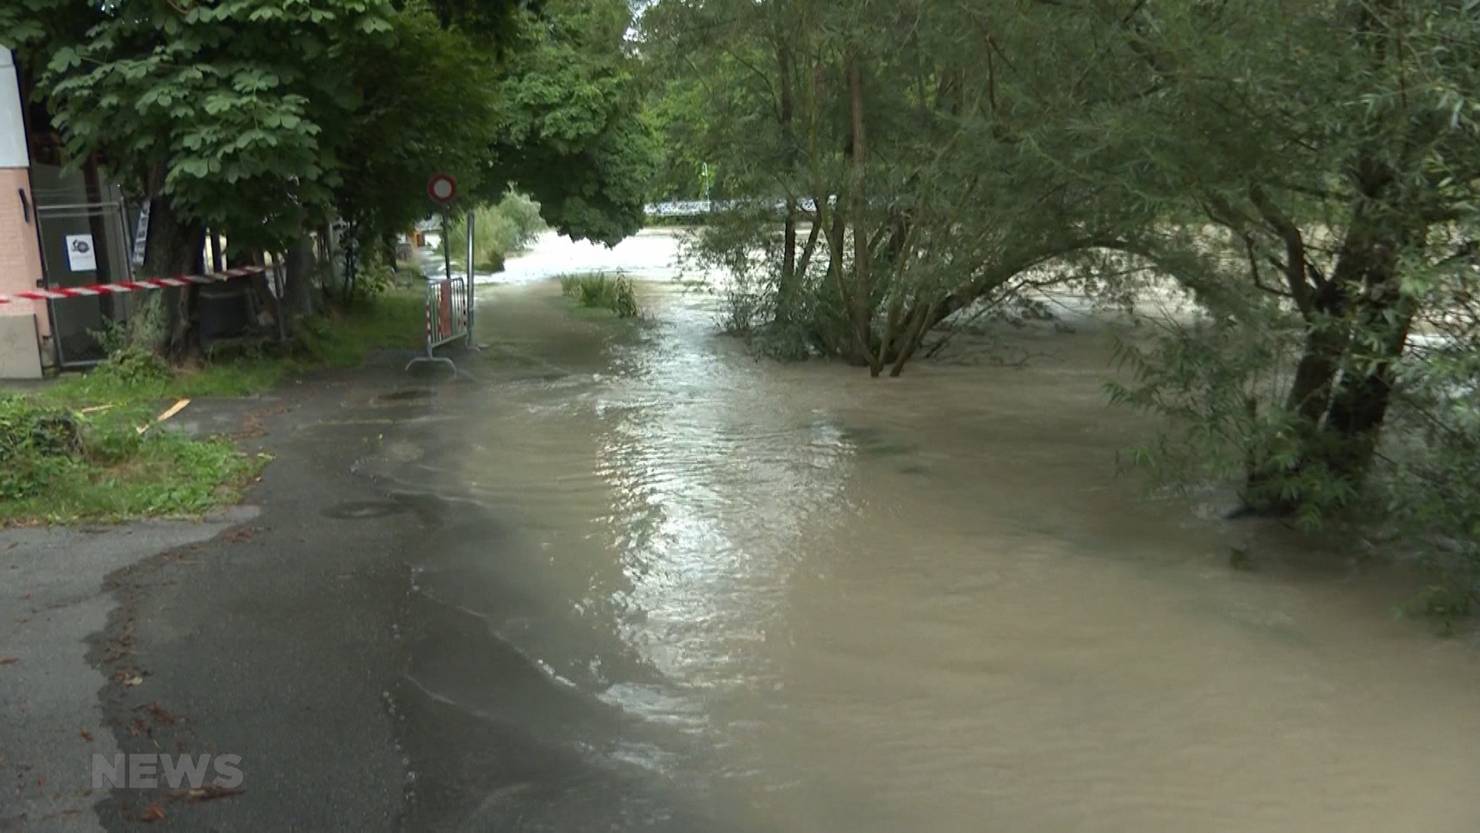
[0,166,49,342]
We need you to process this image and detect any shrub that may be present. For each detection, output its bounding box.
[445,191,546,272]
[0,396,83,499]
[92,348,170,387]
[559,274,640,318]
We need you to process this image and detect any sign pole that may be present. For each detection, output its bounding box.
[441,208,452,283]
[465,208,476,347]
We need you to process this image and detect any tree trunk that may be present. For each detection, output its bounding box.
[1313,237,1414,483]
[282,236,319,321]
[1245,203,1418,512]
[776,42,799,323]
[846,56,878,375]
[130,191,205,357]
[780,199,799,322]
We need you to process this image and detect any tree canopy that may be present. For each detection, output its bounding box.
[2,0,656,269]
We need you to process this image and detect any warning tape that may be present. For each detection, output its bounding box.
[0,266,266,305]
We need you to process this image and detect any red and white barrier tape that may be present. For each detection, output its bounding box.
[0,266,266,305]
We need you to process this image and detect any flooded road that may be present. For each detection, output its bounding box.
[391,231,1480,832]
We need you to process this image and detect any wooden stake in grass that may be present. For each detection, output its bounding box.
[138,399,191,435]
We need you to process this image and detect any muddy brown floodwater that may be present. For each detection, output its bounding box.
[393,230,1480,832]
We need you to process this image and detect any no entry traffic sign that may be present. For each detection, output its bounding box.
[427,173,457,205]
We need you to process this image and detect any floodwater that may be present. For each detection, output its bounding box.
[392,230,1480,832]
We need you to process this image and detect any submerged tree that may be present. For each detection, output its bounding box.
[1089,1,1480,520]
[648,0,1480,520]
[641,0,1157,374]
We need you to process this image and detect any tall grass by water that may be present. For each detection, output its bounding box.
[560,274,640,318]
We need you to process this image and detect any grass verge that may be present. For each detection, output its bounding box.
[0,289,424,525]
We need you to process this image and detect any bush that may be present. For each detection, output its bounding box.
[348,247,426,302]
[0,396,81,459]
[559,273,640,318]
[1378,338,1480,623]
[351,258,395,301]
[445,191,546,272]
[92,348,171,387]
[0,395,83,499]
[88,319,130,355]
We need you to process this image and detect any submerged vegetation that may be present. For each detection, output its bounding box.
[641,0,1480,608]
[560,274,641,318]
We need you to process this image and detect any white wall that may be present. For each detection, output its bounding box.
[0,49,29,168]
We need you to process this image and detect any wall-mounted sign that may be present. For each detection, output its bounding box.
[65,234,97,272]
[131,202,151,268]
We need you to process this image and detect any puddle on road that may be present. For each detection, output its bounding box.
[371,387,438,406]
[322,500,409,520]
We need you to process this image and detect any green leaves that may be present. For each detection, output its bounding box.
[46,45,80,71]
[479,0,656,245]
[357,15,391,33]
[230,67,286,94]
[14,0,403,248]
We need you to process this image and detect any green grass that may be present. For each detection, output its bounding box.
[285,288,424,368]
[559,273,640,318]
[0,431,262,525]
[0,289,424,525]
[40,289,423,410]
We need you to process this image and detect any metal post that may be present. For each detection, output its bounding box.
[271,252,287,344]
[441,209,452,284]
[465,208,475,347]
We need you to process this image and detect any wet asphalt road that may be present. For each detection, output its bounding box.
[1,350,718,832]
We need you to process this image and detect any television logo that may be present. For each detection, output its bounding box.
[92,753,243,790]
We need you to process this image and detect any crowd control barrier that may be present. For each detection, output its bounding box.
[405,275,472,373]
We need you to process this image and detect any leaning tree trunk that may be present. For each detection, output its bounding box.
[1309,228,1415,484]
[1242,0,1433,513]
[1246,203,1419,512]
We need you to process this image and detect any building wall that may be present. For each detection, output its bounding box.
[0,49,26,168]
[0,167,46,332]
[0,48,49,376]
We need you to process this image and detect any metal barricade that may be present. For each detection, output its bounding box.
[405,275,471,373]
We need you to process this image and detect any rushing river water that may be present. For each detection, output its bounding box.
[392,230,1480,832]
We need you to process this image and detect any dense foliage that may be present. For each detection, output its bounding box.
[2,0,656,339]
[642,0,1159,374]
[482,0,659,245]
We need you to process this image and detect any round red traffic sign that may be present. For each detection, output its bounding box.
[427,173,457,205]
